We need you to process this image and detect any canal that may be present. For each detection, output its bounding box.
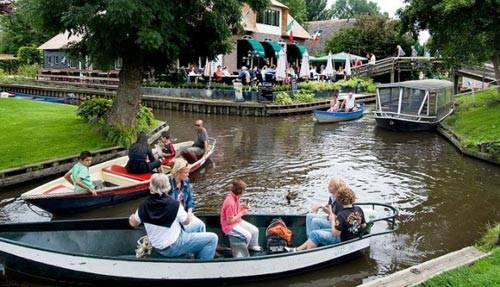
[0,106,499,286]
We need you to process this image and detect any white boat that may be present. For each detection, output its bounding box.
[20,139,216,214]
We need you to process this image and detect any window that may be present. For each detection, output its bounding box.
[257,9,280,26]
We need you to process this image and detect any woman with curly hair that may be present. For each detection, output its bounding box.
[292,184,366,251]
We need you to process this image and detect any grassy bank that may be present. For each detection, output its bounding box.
[443,88,500,159]
[419,224,500,287]
[0,98,114,170]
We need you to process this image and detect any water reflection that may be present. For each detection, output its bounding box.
[0,107,499,286]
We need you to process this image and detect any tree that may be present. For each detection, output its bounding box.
[280,0,308,25]
[305,0,333,21]
[331,0,381,19]
[325,15,415,59]
[0,0,49,54]
[32,0,269,135]
[400,0,500,83]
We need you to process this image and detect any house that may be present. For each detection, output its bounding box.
[222,0,311,71]
[0,0,13,14]
[305,19,356,56]
[38,0,311,73]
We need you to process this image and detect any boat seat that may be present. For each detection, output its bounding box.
[228,235,249,258]
[43,184,74,195]
[102,165,152,182]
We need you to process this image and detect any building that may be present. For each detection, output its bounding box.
[305,19,356,56]
[222,0,311,71]
[0,0,13,14]
[38,0,310,74]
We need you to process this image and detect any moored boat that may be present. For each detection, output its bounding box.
[20,139,216,214]
[0,203,398,284]
[374,80,454,131]
[313,104,364,123]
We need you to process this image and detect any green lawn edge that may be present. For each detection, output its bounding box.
[0,98,115,170]
[443,89,500,159]
[419,224,500,287]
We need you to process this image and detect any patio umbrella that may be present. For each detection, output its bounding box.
[324,52,334,77]
[203,57,213,78]
[276,47,287,81]
[344,53,352,76]
[299,51,310,79]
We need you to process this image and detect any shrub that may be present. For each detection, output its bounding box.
[293,91,315,103]
[17,46,43,65]
[17,64,39,78]
[0,58,21,73]
[273,84,290,92]
[76,97,156,146]
[76,98,113,124]
[274,92,293,105]
[299,81,339,92]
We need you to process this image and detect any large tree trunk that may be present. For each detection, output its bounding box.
[493,51,500,85]
[108,57,144,129]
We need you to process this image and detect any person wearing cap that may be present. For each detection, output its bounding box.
[129,173,218,259]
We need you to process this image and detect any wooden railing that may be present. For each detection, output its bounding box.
[351,57,440,78]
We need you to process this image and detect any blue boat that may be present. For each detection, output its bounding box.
[313,105,364,123]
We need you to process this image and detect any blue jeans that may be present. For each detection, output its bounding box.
[156,230,218,260]
[183,215,206,233]
[309,229,340,247]
[306,213,331,237]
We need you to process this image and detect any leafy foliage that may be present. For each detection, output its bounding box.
[76,97,156,146]
[0,58,21,73]
[325,15,415,59]
[17,64,39,78]
[305,0,333,21]
[279,0,308,25]
[399,0,500,80]
[299,81,339,92]
[17,46,43,65]
[336,77,376,92]
[274,92,293,105]
[331,0,382,19]
[0,0,49,54]
[293,91,315,102]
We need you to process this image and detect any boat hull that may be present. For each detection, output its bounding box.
[375,117,437,131]
[0,214,383,284]
[313,108,364,123]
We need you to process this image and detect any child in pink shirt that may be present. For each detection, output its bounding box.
[220,179,261,252]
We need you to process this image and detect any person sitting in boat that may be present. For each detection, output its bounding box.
[340,92,357,112]
[180,119,209,163]
[155,131,176,167]
[305,177,346,238]
[125,132,161,174]
[293,184,366,251]
[168,158,206,233]
[220,179,262,253]
[129,173,218,259]
[64,151,101,196]
[328,95,341,112]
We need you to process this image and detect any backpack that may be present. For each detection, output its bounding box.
[266,218,293,253]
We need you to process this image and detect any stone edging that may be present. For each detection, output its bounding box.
[0,122,169,187]
[437,123,499,166]
[358,246,489,287]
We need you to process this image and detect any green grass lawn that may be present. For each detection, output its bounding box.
[420,224,500,287]
[0,98,115,170]
[444,89,500,148]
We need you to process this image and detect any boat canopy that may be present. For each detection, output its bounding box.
[376,80,454,121]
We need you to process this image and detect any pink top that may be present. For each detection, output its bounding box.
[220,192,241,234]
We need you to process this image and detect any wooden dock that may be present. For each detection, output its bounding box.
[0,83,376,116]
[358,247,488,287]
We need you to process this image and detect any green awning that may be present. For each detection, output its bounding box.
[245,39,266,58]
[262,40,282,57]
[288,43,307,58]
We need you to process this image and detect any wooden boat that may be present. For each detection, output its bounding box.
[0,203,398,284]
[313,105,364,123]
[20,139,216,214]
[374,80,454,131]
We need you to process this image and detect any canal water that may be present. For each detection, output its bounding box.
[0,106,499,286]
